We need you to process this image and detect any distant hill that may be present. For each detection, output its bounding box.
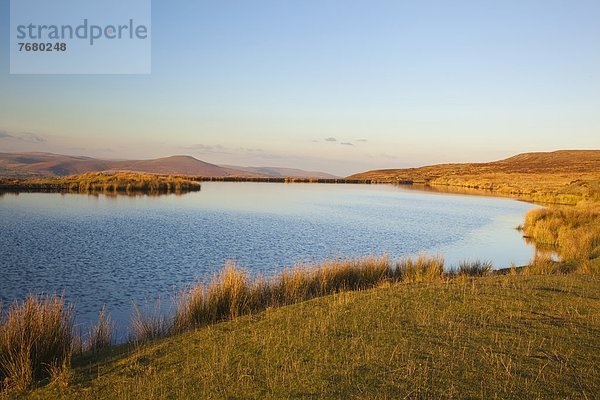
[222,165,338,179]
[0,153,115,178]
[0,152,335,179]
[347,150,600,204]
[110,156,247,177]
[347,150,600,181]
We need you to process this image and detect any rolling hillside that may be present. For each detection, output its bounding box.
[348,150,600,181]
[0,153,247,178]
[222,165,338,179]
[0,152,334,179]
[110,156,246,177]
[347,150,600,204]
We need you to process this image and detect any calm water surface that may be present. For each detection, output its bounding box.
[0,183,537,331]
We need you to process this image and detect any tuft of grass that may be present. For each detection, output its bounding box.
[523,255,573,275]
[47,352,73,390]
[0,295,73,392]
[454,260,493,277]
[131,302,169,343]
[205,262,252,322]
[85,306,114,354]
[397,254,444,283]
[172,284,207,334]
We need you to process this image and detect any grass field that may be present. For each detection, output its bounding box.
[18,274,600,399]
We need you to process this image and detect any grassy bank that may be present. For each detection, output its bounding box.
[17,274,600,399]
[0,255,447,392]
[0,173,201,195]
[1,254,598,398]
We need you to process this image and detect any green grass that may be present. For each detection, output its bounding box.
[19,274,600,399]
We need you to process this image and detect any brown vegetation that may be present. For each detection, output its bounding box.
[522,202,600,273]
[85,307,114,354]
[348,150,600,204]
[169,256,444,335]
[0,295,73,392]
[0,255,471,392]
[0,152,336,179]
[0,172,201,194]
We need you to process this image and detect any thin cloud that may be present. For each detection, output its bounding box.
[183,143,227,152]
[356,139,368,142]
[0,130,46,143]
[325,137,337,142]
[182,143,265,155]
[366,152,399,160]
[18,132,46,143]
[341,142,354,146]
[0,130,12,139]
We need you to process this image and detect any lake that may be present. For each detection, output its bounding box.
[0,182,537,332]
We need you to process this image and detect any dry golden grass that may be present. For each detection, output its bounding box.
[348,150,600,205]
[523,203,600,272]
[0,295,73,392]
[130,303,169,343]
[24,274,600,400]
[0,172,201,194]
[396,254,444,282]
[3,249,600,397]
[85,307,114,354]
[173,256,416,333]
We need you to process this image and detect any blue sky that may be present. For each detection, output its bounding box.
[1,0,599,175]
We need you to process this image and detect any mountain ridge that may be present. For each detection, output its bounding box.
[347,150,600,181]
[0,152,335,179]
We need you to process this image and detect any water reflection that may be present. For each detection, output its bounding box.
[0,189,199,197]
[523,236,562,262]
[399,183,514,200]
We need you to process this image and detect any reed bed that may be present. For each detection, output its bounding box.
[396,255,445,282]
[452,260,493,277]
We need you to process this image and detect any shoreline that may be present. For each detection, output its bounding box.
[2,173,592,207]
